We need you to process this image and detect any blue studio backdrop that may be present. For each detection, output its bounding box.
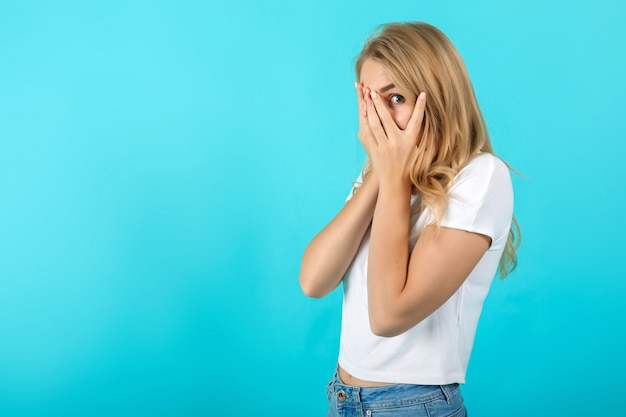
[1,0,625,415]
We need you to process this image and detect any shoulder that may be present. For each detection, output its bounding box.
[440,153,513,244]
[457,152,508,179]
[450,153,512,198]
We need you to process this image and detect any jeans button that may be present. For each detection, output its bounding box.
[337,390,346,402]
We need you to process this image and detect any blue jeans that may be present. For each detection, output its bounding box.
[326,370,467,417]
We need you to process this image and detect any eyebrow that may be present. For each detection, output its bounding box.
[379,83,396,93]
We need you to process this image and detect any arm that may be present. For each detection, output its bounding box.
[299,84,379,298]
[299,173,378,298]
[363,90,491,337]
[369,217,490,336]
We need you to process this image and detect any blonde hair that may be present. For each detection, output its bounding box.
[356,22,520,278]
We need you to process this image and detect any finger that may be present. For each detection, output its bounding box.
[361,85,370,119]
[406,92,427,135]
[355,82,366,118]
[362,88,378,146]
[366,93,387,142]
[356,84,377,149]
[361,114,377,148]
[369,90,397,135]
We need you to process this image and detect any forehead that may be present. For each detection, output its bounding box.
[359,59,394,89]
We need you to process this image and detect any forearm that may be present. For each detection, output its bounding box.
[367,180,412,334]
[299,174,379,298]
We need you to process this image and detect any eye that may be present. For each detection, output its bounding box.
[390,94,405,104]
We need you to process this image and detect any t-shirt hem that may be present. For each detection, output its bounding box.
[338,357,467,386]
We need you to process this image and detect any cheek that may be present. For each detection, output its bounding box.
[393,107,414,130]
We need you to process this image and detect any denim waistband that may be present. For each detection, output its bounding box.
[327,368,459,409]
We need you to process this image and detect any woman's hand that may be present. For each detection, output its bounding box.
[359,87,426,188]
[355,83,375,164]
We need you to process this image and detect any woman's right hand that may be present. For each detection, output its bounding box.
[356,82,373,163]
[355,83,379,190]
[298,84,381,298]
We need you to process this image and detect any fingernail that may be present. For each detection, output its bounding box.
[370,91,378,99]
[419,92,426,100]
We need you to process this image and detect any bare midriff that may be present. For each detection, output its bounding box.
[338,365,392,387]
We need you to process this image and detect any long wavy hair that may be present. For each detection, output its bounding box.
[355,22,520,278]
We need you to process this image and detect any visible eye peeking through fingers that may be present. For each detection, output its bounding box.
[390,94,405,105]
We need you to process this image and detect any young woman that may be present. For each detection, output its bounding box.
[299,22,519,416]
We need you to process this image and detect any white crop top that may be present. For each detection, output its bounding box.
[338,153,514,385]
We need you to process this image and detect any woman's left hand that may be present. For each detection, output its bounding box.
[362,90,427,188]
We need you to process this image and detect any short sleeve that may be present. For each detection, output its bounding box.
[439,154,514,248]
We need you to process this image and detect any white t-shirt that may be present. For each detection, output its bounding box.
[338,153,513,385]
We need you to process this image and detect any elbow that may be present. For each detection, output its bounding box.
[299,273,329,299]
[368,312,404,338]
[300,283,326,299]
[370,324,403,338]
[368,309,422,337]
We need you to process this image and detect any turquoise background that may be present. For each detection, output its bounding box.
[1,0,624,415]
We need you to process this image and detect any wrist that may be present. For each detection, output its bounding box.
[379,176,412,195]
[363,170,379,188]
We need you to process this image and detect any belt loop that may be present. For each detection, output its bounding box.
[440,384,453,404]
